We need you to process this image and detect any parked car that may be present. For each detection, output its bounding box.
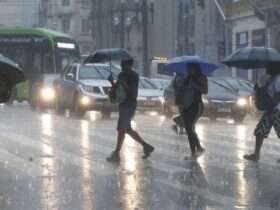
[54,63,117,117]
[150,78,171,90]
[137,77,165,113]
[30,74,59,109]
[163,77,252,122]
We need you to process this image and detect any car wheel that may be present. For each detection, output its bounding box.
[101,111,111,119]
[234,115,245,123]
[73,95,86,117]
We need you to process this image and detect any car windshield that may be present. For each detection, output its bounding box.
[209,80,233,94]
[139,78,157,89]
[216,78,253,92]
[79,66,105,80]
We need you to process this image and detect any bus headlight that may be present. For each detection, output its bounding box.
[41,87,55,101]
[237,98,247,107]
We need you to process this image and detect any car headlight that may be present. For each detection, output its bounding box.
[159,96,165,104]
[40,87,55,101]
[82,85,92,92]
[237,98,247,107]
[80,96,90,106]
[202,97,209,104]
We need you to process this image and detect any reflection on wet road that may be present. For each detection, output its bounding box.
[0,106,279,209]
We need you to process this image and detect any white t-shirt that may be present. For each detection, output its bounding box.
[267,75,280,110]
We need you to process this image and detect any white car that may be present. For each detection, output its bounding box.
[150,78,171,90]
[137,77,165,112]
[54,63,117,117]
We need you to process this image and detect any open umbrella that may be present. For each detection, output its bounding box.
[0,54,24,87]
[84,48,133,63]
[165,56,219,75]
[222,47,280,69]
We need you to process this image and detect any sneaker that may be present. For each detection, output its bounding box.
[106,151,120,162]
[244,154,259,162]
[143,145,154,159]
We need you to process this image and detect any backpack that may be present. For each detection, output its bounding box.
[108,82,127,104]
[175,82,194,109]
[255,82,275,111]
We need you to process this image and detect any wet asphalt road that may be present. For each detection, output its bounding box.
[0,105,279,210]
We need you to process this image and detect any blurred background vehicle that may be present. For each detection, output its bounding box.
[150,78,171,90]
[54,63,117,118]
[0,27,80,103]
[30,74,59,110]
[163,77,253,122]
[137,77,164,113]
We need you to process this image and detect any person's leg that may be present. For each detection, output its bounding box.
[107,106,127,162]
[127,128,154,159]
[244,112,271,161]
[181,108,197,156]
[193,103,205,152]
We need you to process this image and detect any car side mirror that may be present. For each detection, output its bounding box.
[65,73,74,81]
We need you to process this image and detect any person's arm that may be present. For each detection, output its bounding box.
[191,76,208,94]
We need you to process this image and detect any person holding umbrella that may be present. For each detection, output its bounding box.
[177,63,208,159]
[165,56,218,159]
[244,64,280,162]
[107,58,154,162]
[222,47,280,162]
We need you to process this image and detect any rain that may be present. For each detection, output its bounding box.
[0,0,279,210]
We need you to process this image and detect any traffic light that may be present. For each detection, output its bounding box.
[197,0,205,9]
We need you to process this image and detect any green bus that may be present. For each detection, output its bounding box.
[0,27,80,101]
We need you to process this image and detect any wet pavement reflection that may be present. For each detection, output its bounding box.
[0,106,279,209]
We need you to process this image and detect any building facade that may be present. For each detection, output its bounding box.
[177,0,227,76]
[42,0,94,54]
[225,0,280,81]
[0,0,39,27]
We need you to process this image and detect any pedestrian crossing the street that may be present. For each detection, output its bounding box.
[0,106,279,210]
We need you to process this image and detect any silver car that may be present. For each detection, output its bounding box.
[54,63,117,117]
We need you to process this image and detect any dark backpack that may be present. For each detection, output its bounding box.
[255,84,274,111]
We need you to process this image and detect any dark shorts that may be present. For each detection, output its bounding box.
[254,109,280,138]
[117,104,136,131]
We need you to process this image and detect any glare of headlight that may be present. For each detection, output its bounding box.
[41,87,55,101]
[80,96,90,106]
[159,96,165,104]
[237,98,247,107]
[202,97,209,104]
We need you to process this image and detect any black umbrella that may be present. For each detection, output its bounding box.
[0,54,24,86]
[222,47,280,69]
[84,48,133,63]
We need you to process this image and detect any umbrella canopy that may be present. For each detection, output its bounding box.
[222,47,280,69]
[84,48,133,63]
[165,56,219,75]
[0,54,24,87]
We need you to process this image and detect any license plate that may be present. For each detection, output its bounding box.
[218,108,231,113]
[144,101,156,106]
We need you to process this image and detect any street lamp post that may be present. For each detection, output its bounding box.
[142,0,149,77]
[120,0,126,48]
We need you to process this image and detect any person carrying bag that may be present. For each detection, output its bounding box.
[176,63,208,159]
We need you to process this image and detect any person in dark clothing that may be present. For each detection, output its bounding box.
[172,73,185,135]
[244,66,280,162]
[179,63,208,159]
[107,59,154,162]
